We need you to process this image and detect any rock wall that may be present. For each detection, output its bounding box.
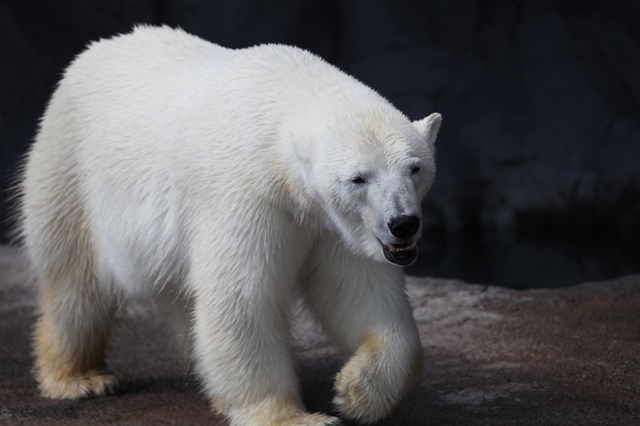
[1,0,638,240]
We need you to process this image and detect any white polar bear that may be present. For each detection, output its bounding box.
[19,26,441,426]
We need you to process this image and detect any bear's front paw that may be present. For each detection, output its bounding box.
[278,413,343,426]
[331,334,422,424]
[227,396,343,426]
[332,362,393,424]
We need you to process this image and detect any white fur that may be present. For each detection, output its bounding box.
[20,26,441,425]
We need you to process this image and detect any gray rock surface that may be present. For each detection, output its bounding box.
[1,245,639,425]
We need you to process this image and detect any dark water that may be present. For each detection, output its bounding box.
[405,229,640,289]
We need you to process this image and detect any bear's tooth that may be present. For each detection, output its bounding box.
[408,241,417,250]
[389,244,397,253]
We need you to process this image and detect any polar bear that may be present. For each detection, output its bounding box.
[18,26,441,426]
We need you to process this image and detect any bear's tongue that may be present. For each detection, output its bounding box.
[389,241,417,253]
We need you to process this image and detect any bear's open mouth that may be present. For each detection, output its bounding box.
[380,240,418,266]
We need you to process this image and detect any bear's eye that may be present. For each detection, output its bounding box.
[411,166,421,174]
[351,175,367,185]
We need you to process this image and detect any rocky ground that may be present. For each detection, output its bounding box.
[1,245,639,425]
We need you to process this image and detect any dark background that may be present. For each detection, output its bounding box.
[1,0,639,288]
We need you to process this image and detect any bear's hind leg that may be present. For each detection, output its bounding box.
[23,126,119,399]
[34,271,117,399]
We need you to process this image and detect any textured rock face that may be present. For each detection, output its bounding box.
[1,0,639,238]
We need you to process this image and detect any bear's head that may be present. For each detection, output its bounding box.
[292,106,441,266]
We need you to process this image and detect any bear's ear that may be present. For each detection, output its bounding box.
[413,112,442,147]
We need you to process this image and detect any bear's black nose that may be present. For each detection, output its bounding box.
[388,215,420,239]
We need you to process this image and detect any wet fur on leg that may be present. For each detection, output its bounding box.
[33,315,117,399]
